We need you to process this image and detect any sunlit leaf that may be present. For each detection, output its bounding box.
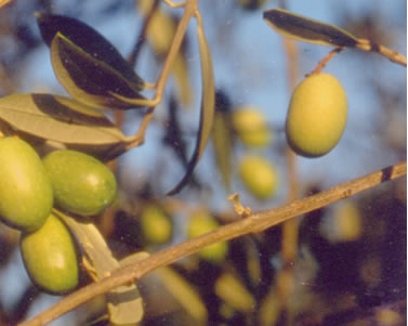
[55,210,146,325]
[36,13,146,109]
[0,93,132,159]
[263,8,358,47]
[167,17,215,195]
[155,267,208,323]
[215,272,255,313]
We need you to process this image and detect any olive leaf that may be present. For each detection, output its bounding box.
[36,13,146,109]
[0,93,133,159]
[55,210,146,325]
[263,8,358,47]
[153,267,208,322]
[211,91,234,191]
[167,16,215,195]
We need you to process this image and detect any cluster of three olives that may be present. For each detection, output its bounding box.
[0,137,117,294]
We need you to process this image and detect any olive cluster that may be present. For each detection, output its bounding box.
[0,137,117,294]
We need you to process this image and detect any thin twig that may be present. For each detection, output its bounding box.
[309,47,344,75]
[356,38,407,67]
[127,0,160,67]
[19,161,406,326]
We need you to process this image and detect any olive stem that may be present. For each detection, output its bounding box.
[123,0,198,148]
[309,47,344,75]
[19,160,406,326]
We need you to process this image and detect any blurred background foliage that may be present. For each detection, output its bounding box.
[0,0,405,325]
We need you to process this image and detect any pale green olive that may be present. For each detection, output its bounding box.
[232,107,270,147]
[285,73,348,157]
[20,213,79,294]
[0,137,53,232]
[239,155,278,200]
[187,212,228,263]
[43,150,117,216]
[140,204,173,245]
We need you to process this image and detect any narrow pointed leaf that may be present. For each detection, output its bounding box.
[263,8,358,47]
[155,267,208,322]
[167,18,215,195]
[0,93,132,159]
[55,210,145,325]
[36,13,146,109]
[212,113,233,190]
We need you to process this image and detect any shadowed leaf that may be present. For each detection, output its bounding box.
[37,13,146,109]
[167,17,215,195]
[263,8,358,47]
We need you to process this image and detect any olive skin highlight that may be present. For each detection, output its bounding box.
[0,137,53,232]
[43,150,117,216]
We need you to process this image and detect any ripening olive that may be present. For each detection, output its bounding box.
[285,73,348,157]
[43,150,117,216]
[187,212,228,263]
[0,137,53,232]
[232,107,270,147]
[20,213,79,294]
[239,155,278,200]
[321,201,362,243]
[140,204,173,245]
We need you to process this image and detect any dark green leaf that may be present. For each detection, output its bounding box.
[167,19,215,195]
[263,8,358,47]
[36,13,146,109]
[0,93,132,159]
[51,33,146,109]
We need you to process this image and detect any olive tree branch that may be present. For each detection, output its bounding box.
[19,160,406,326]
[356,39,407,67]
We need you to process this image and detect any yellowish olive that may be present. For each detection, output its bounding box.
[187,212,228,263]
[239,155,278,200]
[43,150,117,216]
[285,73,347,157]
[232,107,270,147]
[322,201,362,243]
[0,137,53,232]
[20,213,79,294]
[140,204,173,244]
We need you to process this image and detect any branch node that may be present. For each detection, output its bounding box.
[228,193,252,218]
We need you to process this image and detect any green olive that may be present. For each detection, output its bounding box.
[239,155,278,200]
[187,212,228,263]
[285,73,348,157]
[43,150,117,216]
[140,204,173,245]
[20,213,79,294]
[232,107,270,147]
[0,137,53,232]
